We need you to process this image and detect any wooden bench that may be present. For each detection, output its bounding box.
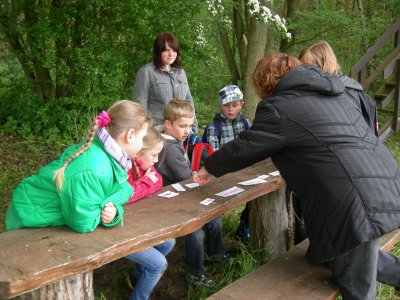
[0,159,285,299]
[207,229,400,300]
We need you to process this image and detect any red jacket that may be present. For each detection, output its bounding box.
[126,160,163,204]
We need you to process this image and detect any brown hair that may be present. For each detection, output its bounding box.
[252,53,302,99]
[163,99,195,122]
[54,100,152,191]
[153,32,182,69]
[299,41,341,76]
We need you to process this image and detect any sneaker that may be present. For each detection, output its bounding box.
[126,272,137,290]
[185,272,215,288]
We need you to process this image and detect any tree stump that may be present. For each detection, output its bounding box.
[17,271,93,300]
[249,186,292,260]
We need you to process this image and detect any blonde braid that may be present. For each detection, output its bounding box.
[132,161,141,180]
[54,118,99,191]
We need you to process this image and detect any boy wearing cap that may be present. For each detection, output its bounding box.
[203,85,250,150]
[203,85,251,242]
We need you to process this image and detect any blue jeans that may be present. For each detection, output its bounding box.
[125,239,175,300]
[185,216,225,276]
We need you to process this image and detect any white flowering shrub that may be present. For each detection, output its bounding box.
[248,0,291,39]
[195,24,207,47]
[206,0,291,40]
[205,0,232,30]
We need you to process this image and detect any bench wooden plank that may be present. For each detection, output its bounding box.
[0,159,285,299]
[207,229,400,300]
[207,240,338,300]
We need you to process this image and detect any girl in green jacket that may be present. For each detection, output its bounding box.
[6,100,151,233]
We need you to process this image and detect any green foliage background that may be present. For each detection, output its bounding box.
[0,0,397,144]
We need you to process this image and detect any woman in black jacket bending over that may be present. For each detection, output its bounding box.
[194,53,400,300]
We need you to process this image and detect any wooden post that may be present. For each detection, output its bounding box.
[249,186,292,260]
[393,58,400,132]
[17,271,93,300]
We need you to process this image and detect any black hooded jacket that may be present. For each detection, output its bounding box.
[205,64,400,263]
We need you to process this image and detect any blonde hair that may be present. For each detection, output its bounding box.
[133,127,164,178]
[252,53,302,99]
[54,100,152,191]
[140,127,164,153]
[163,99,195,122]
[299,41,341,76]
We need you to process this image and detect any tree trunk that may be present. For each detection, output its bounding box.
[280,0,300,52]
[219,29,241,84]
[23,2,55,101]
[18,271,93,300]
[249,186,291,260]
[233,0,246,76]
[357,0,369,50]
[243,19,269,121]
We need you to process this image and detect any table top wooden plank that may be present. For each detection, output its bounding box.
[0,159,284,298]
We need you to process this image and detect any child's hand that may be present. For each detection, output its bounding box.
[101,202,117,224]
[144,168,159,183]
[193,167,212,185]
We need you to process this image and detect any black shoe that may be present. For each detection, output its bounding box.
[235,221,250,242]
[126,272,137,290]
[185,272,215,288]
[207,252,233,262]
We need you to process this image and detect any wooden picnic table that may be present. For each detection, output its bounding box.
[0,158,285,299]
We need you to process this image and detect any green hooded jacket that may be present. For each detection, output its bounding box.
[6,137,133,233]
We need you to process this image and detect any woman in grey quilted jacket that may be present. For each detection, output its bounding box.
[134,32,198,133]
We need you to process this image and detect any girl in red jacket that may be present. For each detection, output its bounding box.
[124,127,175,300]
[126,127,164,203]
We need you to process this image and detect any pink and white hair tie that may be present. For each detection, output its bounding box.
[95,111,111,127]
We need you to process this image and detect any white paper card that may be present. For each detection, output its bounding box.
[185,182,200,188]
[171,183,186,192]
[215,186,245,197]
[238,178,267,186]
[269,171,280,176]
[158,191,179,198]
[200,198,215,205]
[258,174,270,179]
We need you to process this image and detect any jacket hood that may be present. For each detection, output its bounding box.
[340,75,363,91]
[274,64,345,96]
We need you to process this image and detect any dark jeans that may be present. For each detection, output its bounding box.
[326,238,380,300]
[185,216,225,276]
[239,203,249,225]
[326,239,400,299]
[377,250,400,288]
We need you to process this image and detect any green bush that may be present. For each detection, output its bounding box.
[0,81,115,143]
